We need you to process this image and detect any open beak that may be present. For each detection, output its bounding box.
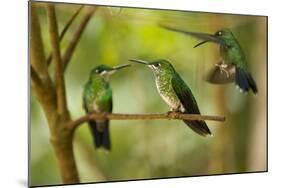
[190,32,222,44]
[159,24,225,48]
[191,33,223,48]
[193,40,208,48]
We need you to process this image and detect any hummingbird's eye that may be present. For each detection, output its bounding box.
[153,63,160,68]
[216,31,223,36]
[95,69,102,74]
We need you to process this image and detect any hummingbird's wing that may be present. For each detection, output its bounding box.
[91,96,112,150]
[171,74,200,114]
[205,63,236,84]
[171,74,212,136]
[94,97,112,150]
[82,88,112,150]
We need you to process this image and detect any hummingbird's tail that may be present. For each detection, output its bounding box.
[183,119,212,136]
[235,67,258,94]
[88,120,111,151]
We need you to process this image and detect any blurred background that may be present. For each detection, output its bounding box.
[30,2,267,186]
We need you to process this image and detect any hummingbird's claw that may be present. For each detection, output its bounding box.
[166,110,173,115]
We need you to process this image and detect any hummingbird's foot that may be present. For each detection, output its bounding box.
[166,109,181,116]
[166,110,182,119]
[166,111,174,119]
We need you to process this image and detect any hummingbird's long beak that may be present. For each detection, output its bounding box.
[192,34,222,48]
[193,40,208,48]
[107,63,131,75]
[159,24,225,48]
[113,63,132,70]
[129,59,149,65]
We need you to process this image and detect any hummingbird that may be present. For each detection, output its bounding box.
[83,64,131,150]
[130,59,211,136]
[160,25,258,94]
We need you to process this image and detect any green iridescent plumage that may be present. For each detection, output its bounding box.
[130,59,211,136]
[161,26,258,94]
[83,64,131,150]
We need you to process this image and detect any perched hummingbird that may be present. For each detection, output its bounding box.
[83,64,131,150]
[160,25,258,94]
[130,59,211,136]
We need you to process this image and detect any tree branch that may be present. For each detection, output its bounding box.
[69,112,225,131]
[47,5,84,65]
[47,4,68,115]
[30,3,57,124]
[62,6,98,71]
[30,65,42,86]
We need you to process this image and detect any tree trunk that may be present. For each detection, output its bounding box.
[50,115,79,183]
[30,3,80,183]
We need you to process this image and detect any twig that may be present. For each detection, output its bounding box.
[69,112,225,131]
[62,6,98,71]
[47,5,84,65]
[47,4,68,114]
[59,5,85,42]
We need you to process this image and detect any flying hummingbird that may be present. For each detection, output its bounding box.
[130,59,211,136]
[160,25,258,94]
[83,64,131,150]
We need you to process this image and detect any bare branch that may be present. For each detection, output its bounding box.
[69,112,225,131]
[47,4,68,115]
[62,6,98,71]
[30,4,54,88]
[47,5,84,65]
[30,3,57,123]
[60,5,85,42]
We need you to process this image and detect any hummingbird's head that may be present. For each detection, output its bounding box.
[90,64,131,80]
[214,28,234,40]
[129,59,175,76]
[193,28,234,48]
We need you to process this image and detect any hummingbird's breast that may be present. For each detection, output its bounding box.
[155,75,182,111]
[220,40,246,68]
[84,79,112,113]
[220,45,231,63]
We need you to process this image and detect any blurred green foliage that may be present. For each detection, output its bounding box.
[31,2,267,186]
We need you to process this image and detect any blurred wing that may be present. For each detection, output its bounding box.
[205,64,236,84]
[171,74,200,114]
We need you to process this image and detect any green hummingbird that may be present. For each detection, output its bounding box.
[83,64,131,150]
[130,59,211,136]
[160,25,258,94]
